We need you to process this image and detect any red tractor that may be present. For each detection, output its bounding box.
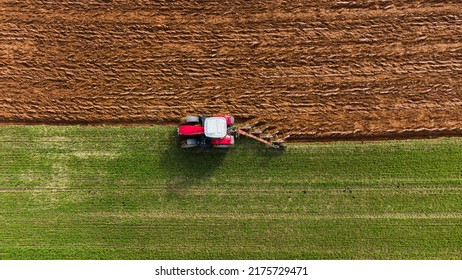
[178,115,235,148]
[178,115,286,150]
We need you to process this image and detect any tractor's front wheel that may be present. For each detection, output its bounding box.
[181,139,199,148]
[184,116,200,124]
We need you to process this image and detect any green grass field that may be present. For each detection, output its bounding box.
[1,126,461,259]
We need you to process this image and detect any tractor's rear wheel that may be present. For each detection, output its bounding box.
[213,145,230,149]
[184,116,200,123]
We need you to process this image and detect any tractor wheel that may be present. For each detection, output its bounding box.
[181,139,198,148]
[213,145,230,149]
[184,116,200,123]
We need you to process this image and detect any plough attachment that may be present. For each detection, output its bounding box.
[235,127,286,150]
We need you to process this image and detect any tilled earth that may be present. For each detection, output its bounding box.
[1,0,461,141]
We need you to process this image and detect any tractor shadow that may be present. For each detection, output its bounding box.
[159,131,286,198]
[159,132,228,198]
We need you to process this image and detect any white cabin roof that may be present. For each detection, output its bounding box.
[204,117,227,138]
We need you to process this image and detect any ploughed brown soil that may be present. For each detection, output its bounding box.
[1,0,461,141]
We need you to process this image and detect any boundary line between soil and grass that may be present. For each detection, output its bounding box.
[1,121,462,143]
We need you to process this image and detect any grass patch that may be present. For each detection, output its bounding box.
[0,125,461,259]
